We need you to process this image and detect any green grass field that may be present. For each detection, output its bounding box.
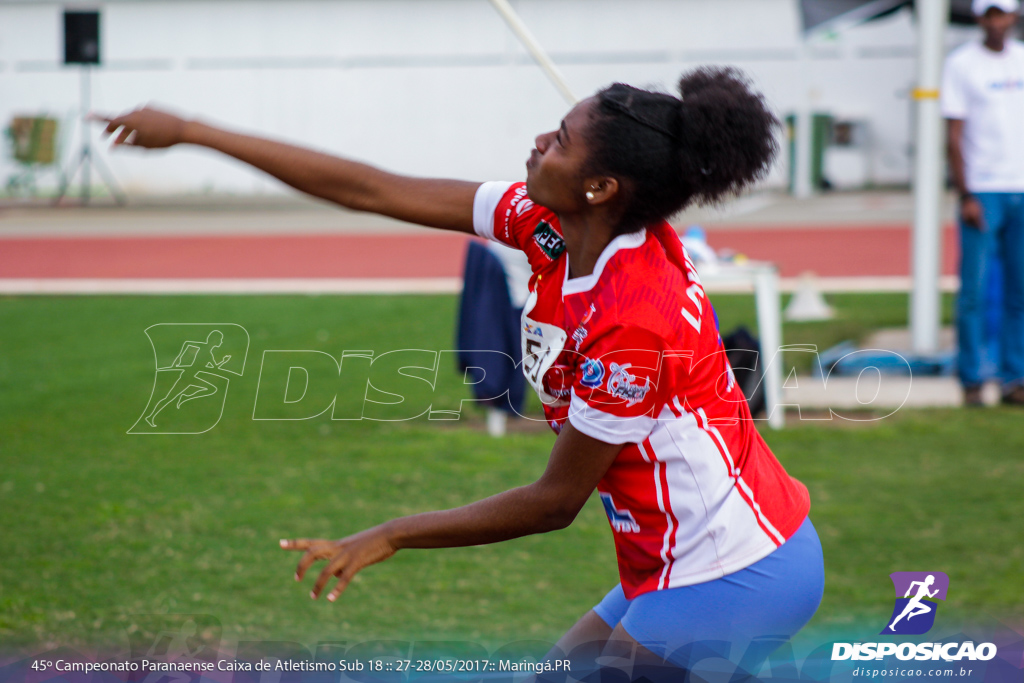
[1,292,1021,654]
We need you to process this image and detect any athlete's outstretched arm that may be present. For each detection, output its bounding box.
[281,422,624,602]
[95,107,480,233]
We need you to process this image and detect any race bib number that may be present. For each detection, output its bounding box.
[521,290,568,405]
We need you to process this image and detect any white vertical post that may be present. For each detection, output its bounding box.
[792,41,815,199]
[793,109,815,199]
[754,266,785,429]
[910,0,950,353]
[81,66,92,204]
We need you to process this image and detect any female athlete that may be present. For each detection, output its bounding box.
[100,67,824,674]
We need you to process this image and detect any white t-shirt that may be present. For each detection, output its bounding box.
[941,40,1024,193]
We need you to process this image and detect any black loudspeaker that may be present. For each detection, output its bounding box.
[64,10,100,65]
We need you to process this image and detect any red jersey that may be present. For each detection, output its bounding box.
[473,182,810,599]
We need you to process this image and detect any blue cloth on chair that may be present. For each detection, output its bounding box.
[456,241,526,415]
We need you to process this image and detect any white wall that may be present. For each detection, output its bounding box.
[0,0,984,196]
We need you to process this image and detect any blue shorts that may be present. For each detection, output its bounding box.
[593,517,824,669]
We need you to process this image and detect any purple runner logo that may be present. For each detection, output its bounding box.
[882,571,949,635]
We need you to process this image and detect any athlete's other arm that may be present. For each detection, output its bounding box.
[96,107,479,234]
[281,422,624,601]
[947,118,984,230]
[904,581,923,598]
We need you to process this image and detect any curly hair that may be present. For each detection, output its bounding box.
[587,67,779,234]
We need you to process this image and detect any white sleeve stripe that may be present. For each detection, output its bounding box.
[567,390,656,445]
[472,181,515,242]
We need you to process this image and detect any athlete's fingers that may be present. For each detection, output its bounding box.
[87,112,117,133]
[113,125,134,146]
[91,109,144,140]
[294,544,332,582]
[311,553,349,599]
[102,116,133,136]
[280,538,313,551]
[99,122,121,138]
[294,551,315,582]
[326,569,356,603]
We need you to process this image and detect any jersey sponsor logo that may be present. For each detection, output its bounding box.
[510,185,533,216]
[579,357,605,388]
[600,493,640,533]
[606,362,651,407]
[571,303,596,351]
[532,221,566,260]
[542,363,573,402]
[988,78,1024,91]
[883,572,948,635]
[571,326,588,350]
[501,186,531,241]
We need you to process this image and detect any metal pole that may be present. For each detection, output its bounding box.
[487,0,578,105]
[910,0,949,352]
[793,109,815,199]
[792,42,815,199]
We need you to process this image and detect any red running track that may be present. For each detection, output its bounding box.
[705,224,960,277]
[0,224,960,279]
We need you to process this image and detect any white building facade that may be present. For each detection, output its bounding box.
[0,0,981,196]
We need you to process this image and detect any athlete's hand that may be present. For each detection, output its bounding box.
[93,106,188,149]
[281,526,398,602]
[961,196,985,231]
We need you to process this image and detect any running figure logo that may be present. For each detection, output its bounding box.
[882,571,949,635]
[129,324,249,434]
[600,492,640,533]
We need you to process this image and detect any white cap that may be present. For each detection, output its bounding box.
[972,0,1020,15]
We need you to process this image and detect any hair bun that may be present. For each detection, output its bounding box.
[588,67,779,234]
[674,66,779,205]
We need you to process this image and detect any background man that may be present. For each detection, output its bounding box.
[942,0,1024,406]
